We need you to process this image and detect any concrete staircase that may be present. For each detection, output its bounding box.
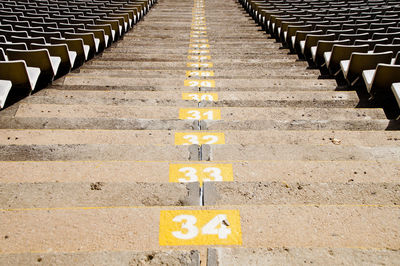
[0,0,399,264]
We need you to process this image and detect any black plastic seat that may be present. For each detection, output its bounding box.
[340,51,393,86]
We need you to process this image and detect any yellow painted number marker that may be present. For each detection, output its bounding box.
[159,210,242,246]
[184,79,215,87]
[187,62,213,68]
[175,132,225,145]
[182,92,218,101]
[186,70,214,77]
[169,163,233,184]
[179,108,221,120]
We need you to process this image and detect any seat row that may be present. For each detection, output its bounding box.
[0,0,156,109]
[241,0,400,118]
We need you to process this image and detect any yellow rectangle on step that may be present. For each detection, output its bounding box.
[179,108,221,120]
[186,70,214,77]
[174,132,225,145]
[191,26,207,30]
[188,49,209,54]
[184,79,215,87]
[169,163,233,185]
[189,44,210,48]
[191,31,207,35]
[187,62,213,68]
[190,39,209,43]
[159,210,242,246]
[182,92,218,101]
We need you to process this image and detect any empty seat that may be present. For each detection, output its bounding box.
[9,36,46,48]
[0,79,12,108]
[324,44,369,75]
[86,24,112,47]
[50,37,86,68]
[340,51,393,86]
[302,33,335,61]
[64,32,95,60]
[373,44,400,56]
[338,33,369,44]
[354,38,388,50]
[363,64,400,102]
[31,43,75,78]
[6,49,60,88]
[372,32,400,43]
[391,82,400,118]
[312,39,352,68]
[0,47,6,61]
[0,29,28,41]
[0,60,40,104]
[293,30,322,54]
[30,30,62,43]
[356,28,385,39]
[0,42,28,51]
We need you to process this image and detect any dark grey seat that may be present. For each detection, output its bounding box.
[340,51,393,86]
[363,64,400,102]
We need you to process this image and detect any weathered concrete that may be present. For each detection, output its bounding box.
[0,250,201,266]
[0,206,398,254]
[203,181,400,205]
[208,247,400,265]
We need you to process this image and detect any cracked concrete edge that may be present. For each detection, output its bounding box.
[188,144,200,161]
[203,182,220,206]
[190,250,201,266]
[201,144,211,161]
[207,248,219,266]
[184,182,201,206]
[192,120,201,130]
[199,120,207,130]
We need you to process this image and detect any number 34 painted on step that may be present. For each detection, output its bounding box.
[159,210,242,245]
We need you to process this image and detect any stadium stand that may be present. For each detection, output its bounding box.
[0,0,156,108]
[241,0,400,117]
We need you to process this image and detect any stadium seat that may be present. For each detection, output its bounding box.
[31,43,76,78]
[324,44,369,75]
[312,39,351,68]
[340,51,393,86]
[6,49,60,87]
[363,64,400,101]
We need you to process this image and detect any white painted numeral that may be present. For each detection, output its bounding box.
[202,214,231,239]
[202,135,218,144]
[183,134,200,144]
[172,215,199,239]
[178,167,198,182]
[182,134,218,145]
[188,94,214,101]
[203,167,223,181]
[172,215,232,240]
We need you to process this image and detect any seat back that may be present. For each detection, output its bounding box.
[0,29,28,41]
[0,42,28,51]
[50,37,85,68]
[0,60,31,91]
[31,43,72,77]
[347,51,393,85]
[373,44,400,56]
[329,44,370,75]
[370,64,400,99]
[315,39,352,66]
[6,48,54,82]
[0,47,6,61]
[373,32,400,43]
[338,33,369,44]
[354,38,388,50]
